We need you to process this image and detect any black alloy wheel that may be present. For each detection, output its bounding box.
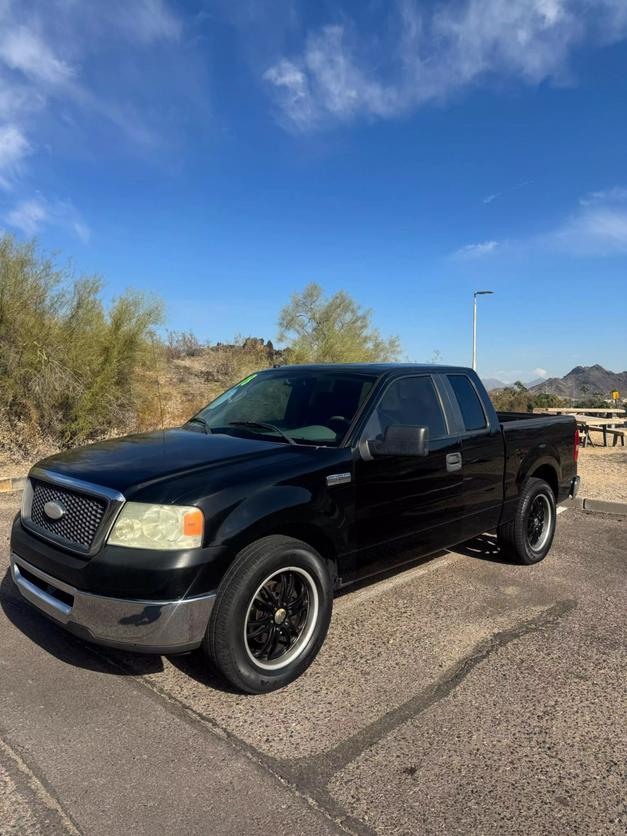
[244,567,318,670]
[204,535,333,693]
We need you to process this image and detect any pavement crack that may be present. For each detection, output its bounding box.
[0,728,82,835]
[83,644,356,835]
[277,599,578,790]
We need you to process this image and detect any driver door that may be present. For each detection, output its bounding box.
[350,374,464,581]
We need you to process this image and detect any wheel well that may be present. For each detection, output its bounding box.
[271,524,339,586]
[529,464,558,498]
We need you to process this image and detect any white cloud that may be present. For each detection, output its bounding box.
[5,195,91,242]
[88,0,182,45]
[578,186,627,206]
[453,240,499,258]
[0,123,30,188]
[6,197,47,235]
[547,190,627,254]
[454,186,627,258]
[263,25,401,131]
[264,0,627,131]
[532,368,548,379]
[0,25,74,87]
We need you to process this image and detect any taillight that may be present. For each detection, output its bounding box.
[574,428,579,462]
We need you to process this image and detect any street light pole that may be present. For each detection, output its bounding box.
[472,290,494,371]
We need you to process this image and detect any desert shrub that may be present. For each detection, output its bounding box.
[574,393,610,409]
[490,384,570,413]
[278,283,401,364]
[489,381,533,413]
[533,393,567,409]
[0,235,163,456]
[165,330,204,359]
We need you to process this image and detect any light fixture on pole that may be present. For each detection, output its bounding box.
[472,290,494,371]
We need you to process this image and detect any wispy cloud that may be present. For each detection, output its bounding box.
[482,181,533,205]
[104,0,182,44]
[5,194,90,242]
[0,25,74,87]
[264,0,627,131]
[453,240,500,259]
[454,186,627,258]
[548,203,627,254]
[0,0,191,240]
[0,123,30,188]
[578,186,627,206]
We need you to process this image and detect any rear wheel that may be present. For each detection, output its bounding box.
[497,477,556,565]
[203,535,332,693]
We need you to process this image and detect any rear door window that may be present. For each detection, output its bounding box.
[447,375,487,431]
[363,375,448,441]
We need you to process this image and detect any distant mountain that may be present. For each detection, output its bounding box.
[525,377,547,388]
[481,377,508,391]
[528,365,627,399]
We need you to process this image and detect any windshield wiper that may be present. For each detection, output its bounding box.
[187,416,212,434]
[228,421,296,445]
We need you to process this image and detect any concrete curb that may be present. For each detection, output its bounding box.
[0,476,26,493]
[574,496,627,517]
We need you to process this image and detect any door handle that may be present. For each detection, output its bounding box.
[446,452,462,472]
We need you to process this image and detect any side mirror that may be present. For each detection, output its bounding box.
[368,425,429,458]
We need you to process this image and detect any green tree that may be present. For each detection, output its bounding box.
[0,234,163,455]
[277,283,401,364]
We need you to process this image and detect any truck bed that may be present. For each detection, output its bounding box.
[496,411,577,510]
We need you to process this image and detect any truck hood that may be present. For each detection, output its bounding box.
[35,428,289,496]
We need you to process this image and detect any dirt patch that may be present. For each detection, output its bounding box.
[577,445,627,503]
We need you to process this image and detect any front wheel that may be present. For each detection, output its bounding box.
[203,535,333,693]
[497,477,557,565]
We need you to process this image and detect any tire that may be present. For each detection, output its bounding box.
[497,477,557,565]
[203,535,333,694]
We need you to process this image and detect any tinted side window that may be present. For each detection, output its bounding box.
[364,376,447,440]
[448,375,486,431]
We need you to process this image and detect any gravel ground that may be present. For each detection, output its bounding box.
[577,445,627,503]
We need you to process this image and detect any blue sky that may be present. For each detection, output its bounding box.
[1,0,626,383]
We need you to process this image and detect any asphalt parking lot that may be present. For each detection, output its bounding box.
[1,493,625,835]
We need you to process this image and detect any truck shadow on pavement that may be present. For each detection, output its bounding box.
[0,568,164,677]
[451,533,511,563]
[0,568,238,692]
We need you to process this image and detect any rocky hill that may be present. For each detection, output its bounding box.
[528,365,627,399]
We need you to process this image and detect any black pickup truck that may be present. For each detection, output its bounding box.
[10,364,579,693]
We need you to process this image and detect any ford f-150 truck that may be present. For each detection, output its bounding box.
[10,364,580,693]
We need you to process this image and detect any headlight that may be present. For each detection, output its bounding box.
[107,503,204,550]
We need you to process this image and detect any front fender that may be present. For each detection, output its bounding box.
[212,482,352,559]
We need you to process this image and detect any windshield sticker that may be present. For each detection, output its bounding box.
[238,374,257,387]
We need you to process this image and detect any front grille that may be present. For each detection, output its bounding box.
[28,479,108,551]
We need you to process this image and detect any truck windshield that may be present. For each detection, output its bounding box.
[191,370,377,446]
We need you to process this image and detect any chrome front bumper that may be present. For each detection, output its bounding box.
[10,554,216,654]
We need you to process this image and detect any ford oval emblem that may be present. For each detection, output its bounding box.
[43,500,66,521]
